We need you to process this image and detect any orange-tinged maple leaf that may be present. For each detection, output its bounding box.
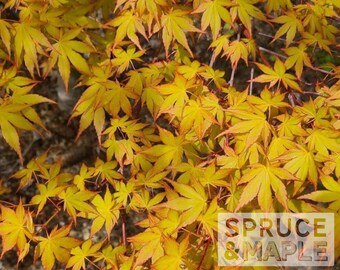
[164,180,207,227]
[248,87,290,112]
[271,11,304,47]
[283,43,313,79]
[0,201,34,258]
[221,108,273,149]
[209,34,230,65]
[89,188,121,238]
[91,158,123,186]
[192,0,233,41]
[152,237,189,270]
[11,152,48,189]
[66,239,104,270]
[111,45,144,74]
[45,28,94,92]
[236,163,296,212]
[199,65,227,89]
[35,225,81,270]
[253,58,301,92]
[161,8,200,57]
[143,128,188,173]
[180,99,216,139]
[230,0,266,35]
[302,32,332,54]
[128,227,164,266]
[222,39,249,68]
[157,75,195,115]
[30,179,65,214]
[106,10,148,51]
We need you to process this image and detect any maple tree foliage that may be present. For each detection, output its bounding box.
[0,0,339,269]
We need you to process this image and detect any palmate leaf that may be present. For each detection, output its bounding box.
[111,45,144,75]
[193,0,233,41]
[161,8,200,57]
[45,28,94,92]
[66,239,104,270]
[11,152,48,189]
[299,174,340,212]
[283,43,313,79]
[35,225,81,270]
[89,188,121,238]
[280,144,318,195]
[14,22,51,77]
[305,128,340,156]
[152,237,189,270]
[0,93,54,163]
[222,39,249,68]
[221,107,273,149]
[247,87,290,112]
[197,197,219,239]
[30,179,66,214]
[106,10,148,50]
[143,128,188,174]
[128,227,164,266]
[58,187,96,222]
[271,11,304,47]
[180,99,217,139]
[0,19,12,55]
[71,65,138,140]
[253,58,301,92]
[164,180,207,227]
[157,74,194,117]
[0,201,34,258]
[230,0,266,35]
[235,163,296,212]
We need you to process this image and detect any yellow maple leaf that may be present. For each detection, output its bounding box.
[35,225,81,270]
[0,201,34,258]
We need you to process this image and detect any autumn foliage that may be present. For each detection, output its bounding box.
[0,0,339,269]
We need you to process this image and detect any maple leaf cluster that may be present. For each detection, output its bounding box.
[0,0,339,269]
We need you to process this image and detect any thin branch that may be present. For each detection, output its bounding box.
[121,208,127,246]
[258,32,298,44]
[259,47,286,59]
[229,33,241,86]
[196,239,212,270]
[249,67,254,95]
[288,93,295,107]
[303,91,326,97]
[259,47,333,76]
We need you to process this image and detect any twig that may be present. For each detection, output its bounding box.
[288,93,295,107]
[259,47,333,76]
[258,32,298,44]
[196,238,212,270]
[122,208,127,246]
[229,33,241,86]
[249,67,254,95]
[309,66,333,75]
[303,91,326,97]
[259,47,286,59]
